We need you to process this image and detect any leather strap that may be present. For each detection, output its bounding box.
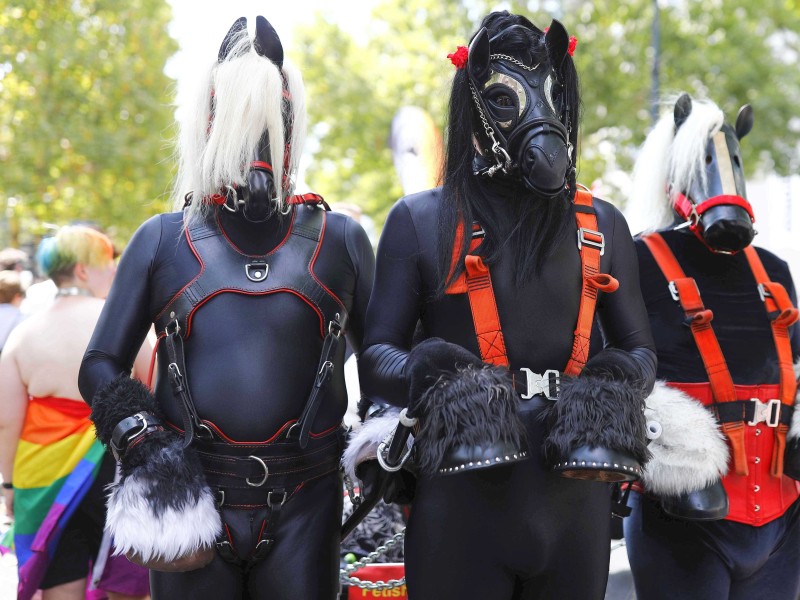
[564,189,619,376]
[743,245,799,478]
[642,233,748,475]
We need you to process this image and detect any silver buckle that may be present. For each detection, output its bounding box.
[520,368,560,400]
[577,228,605,255]
[748,398,781,428]
[757,283,771,302]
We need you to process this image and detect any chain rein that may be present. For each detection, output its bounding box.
[340,530,406,590]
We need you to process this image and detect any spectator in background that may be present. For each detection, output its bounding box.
[0,248,29,273]
[0,271,26,353]
[0,226,152,600]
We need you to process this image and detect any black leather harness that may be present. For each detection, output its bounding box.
[154,199,348,450]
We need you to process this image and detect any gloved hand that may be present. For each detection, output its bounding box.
[405,337,483,412]
[356,458,416,505]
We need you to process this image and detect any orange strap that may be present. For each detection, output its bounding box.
[446,189,618,372]
[743,245,799,478]
[642,233,748,475]
[563,189,619,375]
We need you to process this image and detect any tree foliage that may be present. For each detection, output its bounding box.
[294,0,800,220]
[0,0,177,247]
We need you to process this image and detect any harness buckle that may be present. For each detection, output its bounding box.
[577,228,605,256]
[267,491,288,508]
[245,261,269,282]
[316,360,334,387]
[757,283,772,302]
[748,398,781,428]
[519,368,560,400]
[246,456,269,487]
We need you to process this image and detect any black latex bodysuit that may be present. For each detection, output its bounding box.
[79,204,374,600]
[359,182,656,599]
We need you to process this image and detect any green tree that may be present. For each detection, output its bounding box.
[0,0,177,247]
[293,0,800,221]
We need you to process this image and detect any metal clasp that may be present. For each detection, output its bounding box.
[376,431,413,473]
[520,368,560,400]
[246,456,269,487]
[577,228,605,255]
[757,283,771,302]
[748,398,781,428]
[668,281,680,302]
[245,261,269,282]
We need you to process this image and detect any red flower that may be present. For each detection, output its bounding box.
[447,46,468,69]
[568,36,578,56]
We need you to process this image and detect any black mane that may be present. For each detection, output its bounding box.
[436,11,581,295]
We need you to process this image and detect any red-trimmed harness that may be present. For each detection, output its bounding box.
[642,232,799,478]
[445,188,619,383]
[154,194,347,451]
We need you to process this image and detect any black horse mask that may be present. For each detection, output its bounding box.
[671,93,755,253]
[467,20,574,197]
[216,16,289,222]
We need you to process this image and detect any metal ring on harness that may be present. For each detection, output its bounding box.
[246,456,269,487]
[376,433,413,473]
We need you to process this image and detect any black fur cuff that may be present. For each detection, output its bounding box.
[543,375,650,466]
[414,364,526,475]
[90,374,163,447]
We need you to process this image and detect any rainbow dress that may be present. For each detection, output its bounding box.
[2,396,104,600]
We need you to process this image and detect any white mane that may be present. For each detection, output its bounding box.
[173,27,307,226]
[626,96,724,234]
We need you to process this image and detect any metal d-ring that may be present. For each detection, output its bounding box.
[246,455,269,487]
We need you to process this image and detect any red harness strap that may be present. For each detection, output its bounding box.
[446,189,618,372]
[744,245,799,477]
[643,233,799,477]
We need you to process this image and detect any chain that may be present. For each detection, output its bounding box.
[489,53,539,71]
[344,474,362,509]
[340,530,406,590]
[468,82,512,177]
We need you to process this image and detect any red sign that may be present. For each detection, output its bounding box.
[346,563,407,599]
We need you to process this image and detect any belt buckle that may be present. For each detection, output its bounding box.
[748,398,781,428]
[520,368,560,400]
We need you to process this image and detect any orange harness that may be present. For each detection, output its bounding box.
[446,189,619,375]
[642,233,799,478]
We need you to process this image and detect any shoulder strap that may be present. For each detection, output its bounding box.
[743,245,799,478]
[445,189,619,373]
[563,190,619,376]
[641,232,749,475]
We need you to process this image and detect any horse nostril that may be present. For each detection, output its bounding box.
[525,147,537,166]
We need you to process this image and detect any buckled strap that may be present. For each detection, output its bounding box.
[110,412,164,461]
[286,314,347,448]
[198,445,341,492]
[163,327,211,447]
[715,399,792,427]
[511,369,561,400]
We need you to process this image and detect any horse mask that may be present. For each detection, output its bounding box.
[216,16,289,222]
[671,93,755,253]
[467,20,574,196]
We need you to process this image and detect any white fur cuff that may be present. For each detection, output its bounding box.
[342,408,411,482]
[642,381,729,496]
[106,474,222,564]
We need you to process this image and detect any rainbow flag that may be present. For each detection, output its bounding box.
[4,396,105,600]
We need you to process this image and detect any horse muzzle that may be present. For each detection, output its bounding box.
[699,204,755,254]
[241,166,278,223]
[511,120,570,196]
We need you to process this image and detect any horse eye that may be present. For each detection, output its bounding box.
[705,155,713,165]
[495,95,513,107]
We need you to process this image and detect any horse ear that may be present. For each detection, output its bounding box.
[544,20,570,69]
[674,93,692,130]
[218,17,248,62]
[467,28,491,84]
[254,15,284,68]
[735,104,754,139]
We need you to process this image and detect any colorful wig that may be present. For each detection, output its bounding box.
[36,226,114,285]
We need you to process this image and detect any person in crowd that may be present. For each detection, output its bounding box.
[0,270,26,353]
[78,15,373,600]
[356,11,655,599]
[0,225,152,600]
[624,94,800,600]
